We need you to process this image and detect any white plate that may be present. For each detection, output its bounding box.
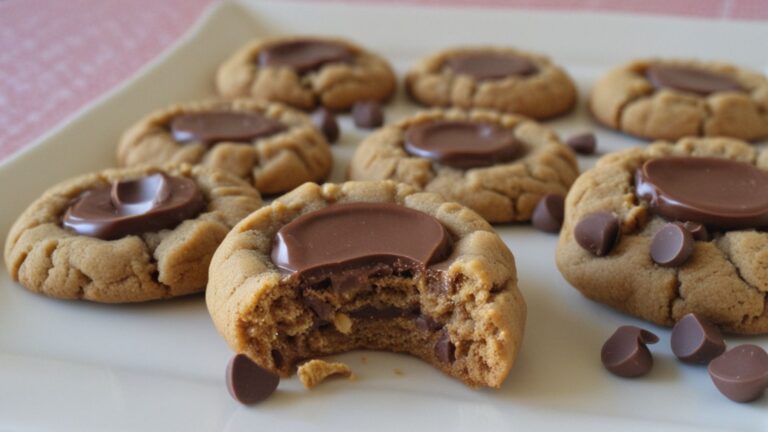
[1,1,767,430]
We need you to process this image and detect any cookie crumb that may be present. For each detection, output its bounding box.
[298,359,353,389]
[393,368,404,376]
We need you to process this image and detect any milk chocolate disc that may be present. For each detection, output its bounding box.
[62,173,205,240]
[444,52,538,81]
[271,202,452,279]
[646,65,743,96]
[259,39,354,75]
[403,120,523,169]
[170,111,285,145]
[636,157,768,230]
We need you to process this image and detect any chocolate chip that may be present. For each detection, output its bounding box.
[708,344,768,403]
[679,221,709,241]
[532,194,565,233]
[415,314,442,331]
[650,223,694,267]
[435,330,455,364]
[352,101,384,129]
[226,354,280,405]
[349,305,412,320]
[574,212,620,256]
[566,132,596,155]
[303,296,334,320]
[312,108,339,143]
[671,313,725,364]
[601,326,659,378]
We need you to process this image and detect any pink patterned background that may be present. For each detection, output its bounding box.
[2,0,767,163]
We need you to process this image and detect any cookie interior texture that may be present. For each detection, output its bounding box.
[206,181,526,388]
[589,59,768,141]
[556,137,768,334]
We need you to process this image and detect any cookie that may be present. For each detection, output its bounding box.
[556,137,768,334]
[405,46,577,119]
[4,164,261,303]
[216,36,396,111]
[206,180,526,388]
[590,58,768,141]
[117,98,332,195]
[348,109,579,223]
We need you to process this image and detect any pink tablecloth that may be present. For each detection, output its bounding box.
[2,0,767,163]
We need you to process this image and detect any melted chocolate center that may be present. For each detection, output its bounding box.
[271,202,452,278]
[635,157,768,229]
[170,112,285,145]
[62,173,206,240]
[403,120,523,169]
[443,52,538,81]
[645,65,743,96]
[258,39,354,75]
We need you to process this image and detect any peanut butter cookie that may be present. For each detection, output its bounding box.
[216,36,396,111]
[406,46,577,119]
[590,59,768,141]
[206,180,526,388]
[4,164,261,303]
[117,98,332,195]
[348,109,579,223]
[556,137,768,334]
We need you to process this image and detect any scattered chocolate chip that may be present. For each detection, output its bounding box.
[650,223,694,267]
[352,101,384,129]
[226,354,280,405]
[708,344,768,403]
[415,314,442,331]
[435,330,455,364]
[601,326,659,378]
[566,132,596,155]
[678,221,710,242]
[312,108,339,143]
[670,313,726,364]
[532,194,565,233]
[574,212,620,256]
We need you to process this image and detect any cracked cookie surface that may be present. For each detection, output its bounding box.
[590,58,768,141]
[4,164,262,303]
[406,47,577,120]
[348,109,579,223]
[556,137,768,334]
[216,36,396,111]
[117,98,332,195]
[206,180,526,388]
